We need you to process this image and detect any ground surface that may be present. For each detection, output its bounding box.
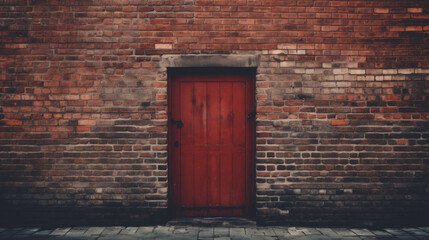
[0,226,429,240]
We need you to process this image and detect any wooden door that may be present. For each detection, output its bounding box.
[168,69,255,217]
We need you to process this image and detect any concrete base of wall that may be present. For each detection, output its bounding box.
[0,206,169,227]
[2,206,429,227]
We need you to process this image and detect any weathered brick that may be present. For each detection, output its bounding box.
[408,8,423,13]
[374,8,389,14]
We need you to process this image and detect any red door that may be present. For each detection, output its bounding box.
[168,69,255,217]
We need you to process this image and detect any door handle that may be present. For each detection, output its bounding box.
[171,120,184,128]
[247,112,256,120]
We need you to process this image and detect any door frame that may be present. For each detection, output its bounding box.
[167,67,256,218]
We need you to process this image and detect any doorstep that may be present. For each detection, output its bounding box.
[166,217,257,227]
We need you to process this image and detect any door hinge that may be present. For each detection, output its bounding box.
[171,120,184,128]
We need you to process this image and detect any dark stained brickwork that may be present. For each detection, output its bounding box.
[0,0,428,226]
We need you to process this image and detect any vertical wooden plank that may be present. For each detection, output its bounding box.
[220,81,234,215]
[194,82,208,144]
[220,153,233,212]
[220,82,233,144]
[181,153,194,209]
[180,81,194,214]
[170,78,181,214]
[207,82,220,144]
[233,82,246,145]
[207,82,220,215]
[232,153,246,215]
[207,153,220,215]
[193,82,208,215]
[180,82,194,145]
[232,81,246,215]
[232,82,247,215]
[194,154,208,215]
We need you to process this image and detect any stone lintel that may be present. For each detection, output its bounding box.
[161,54,260,68]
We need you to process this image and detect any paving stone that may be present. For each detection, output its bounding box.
[244,235,276,240]
[174,226,199,237]
[173,237,197,240]
[214,227,229,237]
[173,226,197,234]
[99,235,144,240]
[19,234,52,240]
[299,227,322,235]
[135,226,154,235]
[281,235,331,240]
[120,226,138,235]
[153,230,178,240]
[384,228,412,235]
[230,236,252,240]
[316,228,340,238]
[34,229,53,236]
[173,227,188,234]
[418,227,429,233]
[9,235,47,240]
[214,237,231,240]
[154,226,172,234]
[139,233,157,239]
[84,227,105,236]
[101,227,124,236]
[199,227,214,239]
[350,228,375,236]
[65,227,88,236]
[402,228,429,236]
[272,227,292,237]
[50,227,71,236]
[287,227,305,236]
[0,229,22,240]
[332,228,357,237]
[414,236,429,240]
[230,228,246,236]
[370,229,392,236]
[51,236,96,240]
[18,228,40,235]
[244,228,257,236]
[395,235,418,240]
[255,227,276,236]
[251,229,266,236]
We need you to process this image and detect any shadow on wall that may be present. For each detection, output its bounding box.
[0,206,169,228]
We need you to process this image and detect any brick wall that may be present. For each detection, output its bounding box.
[1,0,428,226]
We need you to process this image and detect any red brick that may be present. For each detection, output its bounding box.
[78,120,96,125]
[405,26,423,31]
[331,120,350,126]
[5,120,23,125]
[374,8,389,14]
[408,8,423,13]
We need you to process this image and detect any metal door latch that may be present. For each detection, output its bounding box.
[247,112,256,120]
[171,120,184,128]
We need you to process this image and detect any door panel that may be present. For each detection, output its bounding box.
[220,82,233,145]
[169,71,254,217]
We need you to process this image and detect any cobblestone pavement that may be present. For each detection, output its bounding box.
[0,226,428,240]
